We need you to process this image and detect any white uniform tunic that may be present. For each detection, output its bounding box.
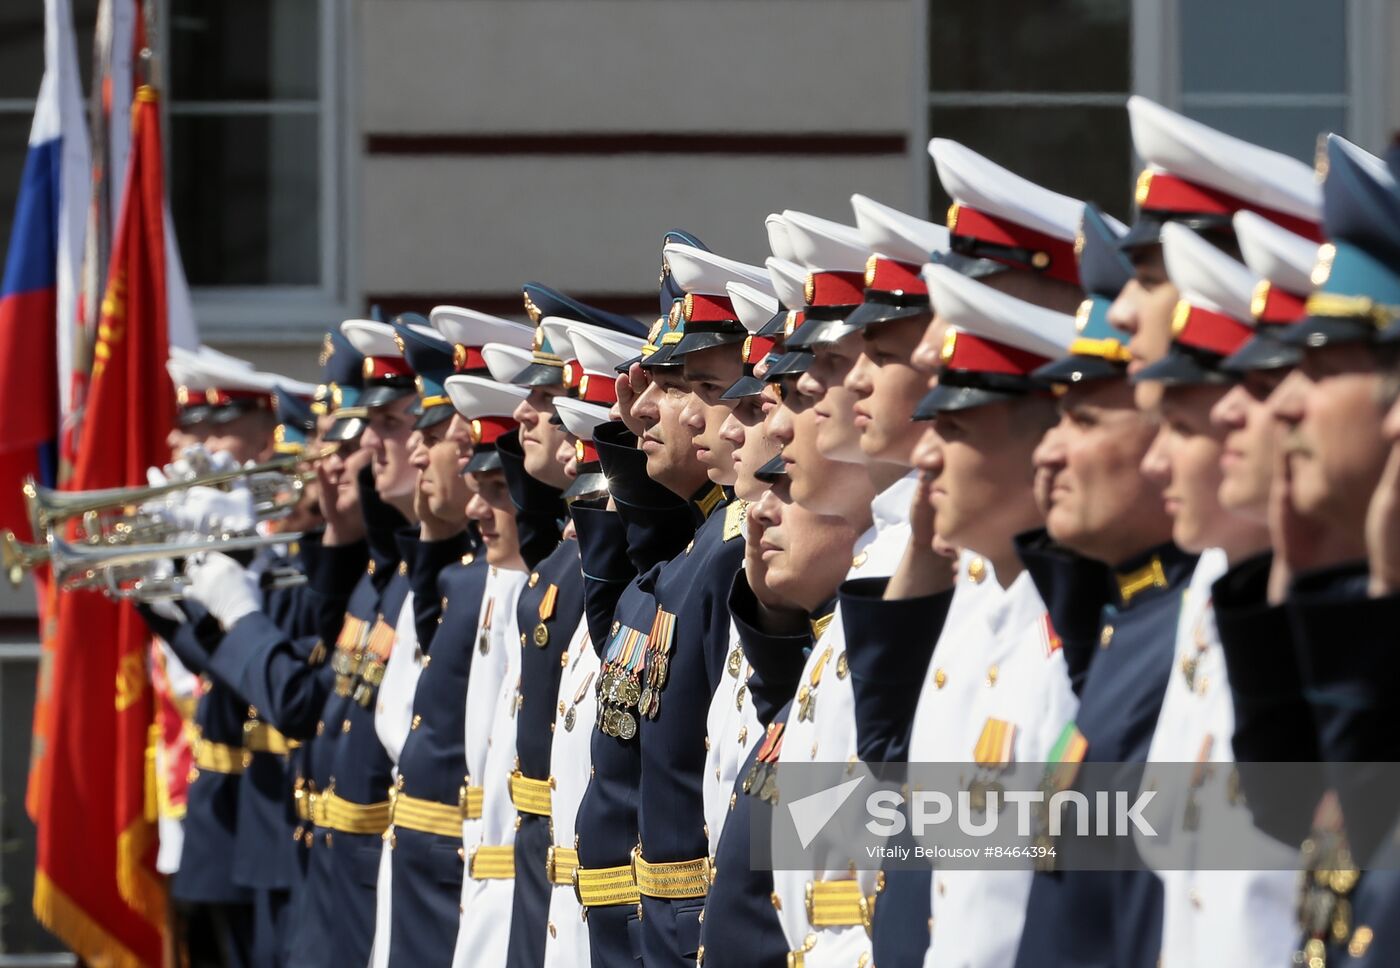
[541,617,599,968]
[770,472,916,968]
[910,565,1078,968]
[451,565,528,968]
[703,614,762,858]
[1139,549,1296,968]
[369,593,426,968]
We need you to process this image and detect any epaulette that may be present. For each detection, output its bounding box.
[722,500,749,542]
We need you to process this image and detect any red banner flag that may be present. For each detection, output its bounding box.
[31,84,172,968]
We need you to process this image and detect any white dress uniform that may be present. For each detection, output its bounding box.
[451,565,528,968]
[1138,549,1296,968]
[541,617,599,968]
[770,472,916,967]
[704,614,763,858]
[908,564,1078,968]
[368,592,427,968]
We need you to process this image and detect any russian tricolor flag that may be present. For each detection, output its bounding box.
[0,0,90,540]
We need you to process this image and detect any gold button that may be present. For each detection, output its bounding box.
[1349,925,1373,957]
[729,792,737,811]
[968,557,986,584]
[704,736,711,751]
[529,572,540,588]
[696,944,704,965]
[738,726,748,744]
[247,705,258,718]
[398,561,408,576]
[852,551,869,569]
[316,720,325,735]
[441,596,449,610]
[985,664,998,687]
[703,823,709,839]
[520,632,527,646]
[548,921,556,938]
[1100,625,1114,648]
[422,655,431,669]
[411,714,422,730]
[771,891,782,911]
[341,719,351,733]
[934,668,947,689]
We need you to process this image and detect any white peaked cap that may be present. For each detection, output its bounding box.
[430,306,533,350]
[570,326,643,375]
[267,375,320,398]
[167,357,210,391]
[1232,210,1319,294]
[1161,222,1258,322]
[554,398,612,442]
[726,282,781,335]
[443,374,528,419]
[662,243,775,296]
[766,213,797,262]
[341,319,402,358]
[1127,96,1321,222]
[766,257,808,310]
[190,345,255,370]
[481,343,533,384]
[851,194,950,263]
[197,360,280,394]
[929,138,1085,241]
[922,263,1077,358]
[540,317,639,364]
[780,209,869,272]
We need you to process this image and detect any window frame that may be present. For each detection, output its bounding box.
[912,0,1392,216]
[159,0,358,344]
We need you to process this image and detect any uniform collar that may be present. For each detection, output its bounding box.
[689,481,728,525]
[1110,541,1197,609]
[872,470,920,535]
[809,597,838,642]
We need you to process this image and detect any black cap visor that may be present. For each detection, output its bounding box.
[562,468,609,502]
[914,382,1026,420]
[670,327,747,358]
[1131,347,1231,386]
[323,415,367,443]
[359,382,416,409]
[464,447,503,473]
[721,374,766,400]
[1031,353,1127,387]
[506,360,568,387]
[413,403,455,431]
[763,351,815,379]
[754,454,788,482]
[1276,314,1378,349]
[843,294,931,333]
[1220,331,1303,372]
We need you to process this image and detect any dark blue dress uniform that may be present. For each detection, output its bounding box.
[696,577,822,968]
[386,534,489,966]
[150,600,255,968]
[493,432,583,968]
[836,576,958,968]
[572,421,695,967]
[1013,539,1196,968]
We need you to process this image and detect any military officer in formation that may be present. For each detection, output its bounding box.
[125,92,1400,968]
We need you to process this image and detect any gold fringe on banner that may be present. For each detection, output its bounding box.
[34,871,151,968]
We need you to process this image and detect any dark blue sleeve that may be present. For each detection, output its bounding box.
[572,502,636,651]
[141,601,225,676]
[727,571,811,727]
[1212,552,1321,848]
[305,538,369,648]
[838,576,954,763]
[1289,561,1399,862]
[407,529,472,652]
[205,610,329,739]
[498,429,566,569]
[1016,529,1111,696]
[594,421,694,572]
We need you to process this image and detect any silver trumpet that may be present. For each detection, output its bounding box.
[2,528,303,593]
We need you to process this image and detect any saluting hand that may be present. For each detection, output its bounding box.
[615,363,650,438]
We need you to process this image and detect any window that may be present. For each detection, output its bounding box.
[922,0,1135,224]
[165,0,351,339]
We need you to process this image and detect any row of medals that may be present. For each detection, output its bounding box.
[596,641,673,740]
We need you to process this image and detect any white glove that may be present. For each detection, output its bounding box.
[184,552,260,628]
[172,484,257,537]
[147,464,171,488]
